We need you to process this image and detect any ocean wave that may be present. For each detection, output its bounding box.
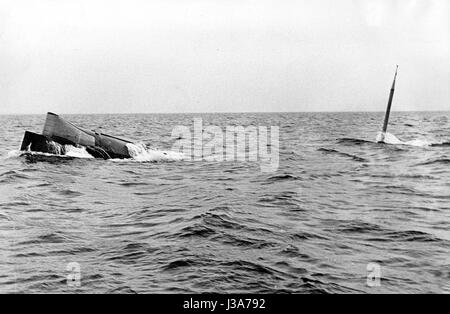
[178,224,217,238]
[17,232,70,246]
[211,233,275,249]
[318,148,367,162]
[291,231,328,241]
[264,174,300,183]
[417,158,450,166]
[337,221,385,234]
[369,230,443,243]
[430,142,450,147]
[336,220,444,243]
[162,259,199,271]
[120,143,186,162]
[369,173,436,180]
[220,260,278,276]
[0,170,30,180]
[337,138,375,145]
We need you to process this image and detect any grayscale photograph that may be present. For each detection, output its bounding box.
[0,0,449,299]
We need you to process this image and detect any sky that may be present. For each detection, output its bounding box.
[0,0,448,114]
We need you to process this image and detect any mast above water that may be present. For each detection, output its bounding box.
[382,65,398,133]
[379,65,398,142]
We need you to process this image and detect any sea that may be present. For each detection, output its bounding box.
[0,112,449,293]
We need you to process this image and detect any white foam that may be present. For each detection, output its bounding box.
[2,150,68,159]
[376,132,403,145]
[3,143,184,162]
[48,141,64,155]
[376,132,435,147]
[1,145,94,160]
[1,150,22,160]
[64,145,94,159]
[403,139,434,147]
[124,143,186,162]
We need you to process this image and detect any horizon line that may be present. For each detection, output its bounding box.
[1,110,449,116]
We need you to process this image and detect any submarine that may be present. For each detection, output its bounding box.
[20,112,134,159]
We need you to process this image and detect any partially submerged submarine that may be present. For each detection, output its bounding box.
[20,112,133,159]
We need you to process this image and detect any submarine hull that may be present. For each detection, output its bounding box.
[20,113,134,159]
[20,131,66,155]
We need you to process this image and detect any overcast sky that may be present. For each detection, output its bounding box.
[0,0,448,114]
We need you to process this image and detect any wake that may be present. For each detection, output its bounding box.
[123,143,186,162]
[376,132,449,147]
[2,143,186,163]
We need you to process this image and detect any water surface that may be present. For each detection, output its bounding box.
[0,112,449,293]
